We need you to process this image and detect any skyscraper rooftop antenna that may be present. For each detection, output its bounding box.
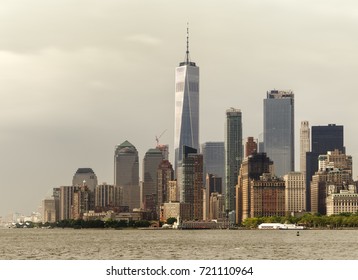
[186,22,190,64]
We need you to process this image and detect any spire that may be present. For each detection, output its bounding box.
[179,23,196,66]
[186,22,190,64]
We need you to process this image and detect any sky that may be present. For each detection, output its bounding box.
[1,0,358,218]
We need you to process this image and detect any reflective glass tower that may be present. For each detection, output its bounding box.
[263,90,294,177]
[174,26,199,172]
[225,108,243,213]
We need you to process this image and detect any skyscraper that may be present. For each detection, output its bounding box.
[201,141,225,187]
[179,146,204,220]
[305,124,345,211]
[225,108,242,213]
[300,121,310,175]
[142,148,163,210]
[174,27,199,172]
[72,168,98,191]
[114,140,140,211]
[263,90,294,177]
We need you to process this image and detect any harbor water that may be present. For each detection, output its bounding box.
[1,228,357,260]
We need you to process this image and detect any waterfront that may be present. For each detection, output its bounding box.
[1,228,358,260]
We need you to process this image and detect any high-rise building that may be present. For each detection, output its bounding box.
[157,160,174,216]
[245,137,258,158]
[95,183,121,210]
[225,108,243,213]
[203,174,223,220]
[310,149,353,215]
[42,198,56,223]
[236,152,273,223]
[72,168,98,191]
[263,90,294,177]
[250,173,286,218]
[305,124,345,211]
[201,141,225,187]
[284,172,306,213]
[179,146,204,220]
[59,186,79,220]
[300,121,310,175]
[114,140,140,211]
[142,148,163,210]
[174,27,199,172]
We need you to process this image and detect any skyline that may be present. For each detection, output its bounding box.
[1,0,358,217]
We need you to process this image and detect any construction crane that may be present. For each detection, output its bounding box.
[155,129,167,147]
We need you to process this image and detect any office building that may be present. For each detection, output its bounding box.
[95,183,121,210]
[236,152,273,223]
[157,160,174,216]
[142,148,163,209]
[225,108,243,213]
[42,198,56,223]
[263,90,294,177]
[179,146,204,220]
[201,141,225,188]
[114,140,140,211]
[174,27,200,171]
[72,168,98,191]
[306,124,345,211]
[300,121,310,175]
[284,172,306,213]
[245,137,258,158]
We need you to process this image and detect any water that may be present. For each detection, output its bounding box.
[1,228,358,260]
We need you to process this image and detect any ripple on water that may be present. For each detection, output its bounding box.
[2,228,358,259]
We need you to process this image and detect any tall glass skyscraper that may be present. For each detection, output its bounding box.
[225,108,243,213]
[263,90,295,177]
[114,140,140,211]
[174,27,199,172]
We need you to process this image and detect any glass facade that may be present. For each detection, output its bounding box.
[174,63,199,172]
[225,108,242,212]
[201,142,225,189]
[263,90,294,177]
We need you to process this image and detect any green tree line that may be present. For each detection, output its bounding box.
[37,219,151,229]
[241,212,358,229]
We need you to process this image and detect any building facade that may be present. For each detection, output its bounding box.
[114,140,140,211]
[300,121,310,175]
[174,28,199,172]
[225,108,243,213]
[283,172,306,213]
[72,168,98,191]
[263,90,294,177]
[142,148,163,209]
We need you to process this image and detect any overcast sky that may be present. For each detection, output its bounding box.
[1,0,358,218]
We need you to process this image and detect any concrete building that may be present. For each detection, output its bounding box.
[245,137,258,158]
[157,160,174,214]
[59,186,79,220]
[284,172,306,213]
[326,185,358,216]
[225,108,243,213]
[209,192,225,220]
[162,202,191,222]
[300,121,310,175]
[114,140,140,211]
[264,90,295,177]
[95,183,121,209]
[204,174,223,220]
[311,149,353,215]
[42,198,56,223]
[168,180,179,202]
[174,27,199,172]
[52,187,60,222]
[72,184,93,220]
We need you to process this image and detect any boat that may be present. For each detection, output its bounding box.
[258,223,305,230]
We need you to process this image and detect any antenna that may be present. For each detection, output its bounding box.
[186,22,190,63]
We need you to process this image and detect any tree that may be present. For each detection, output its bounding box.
[166,217,177,225]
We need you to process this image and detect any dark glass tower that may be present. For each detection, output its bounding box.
[305,124,345,211]
[263,90,294,177]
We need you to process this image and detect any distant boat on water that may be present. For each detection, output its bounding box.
[258,223,305,230]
